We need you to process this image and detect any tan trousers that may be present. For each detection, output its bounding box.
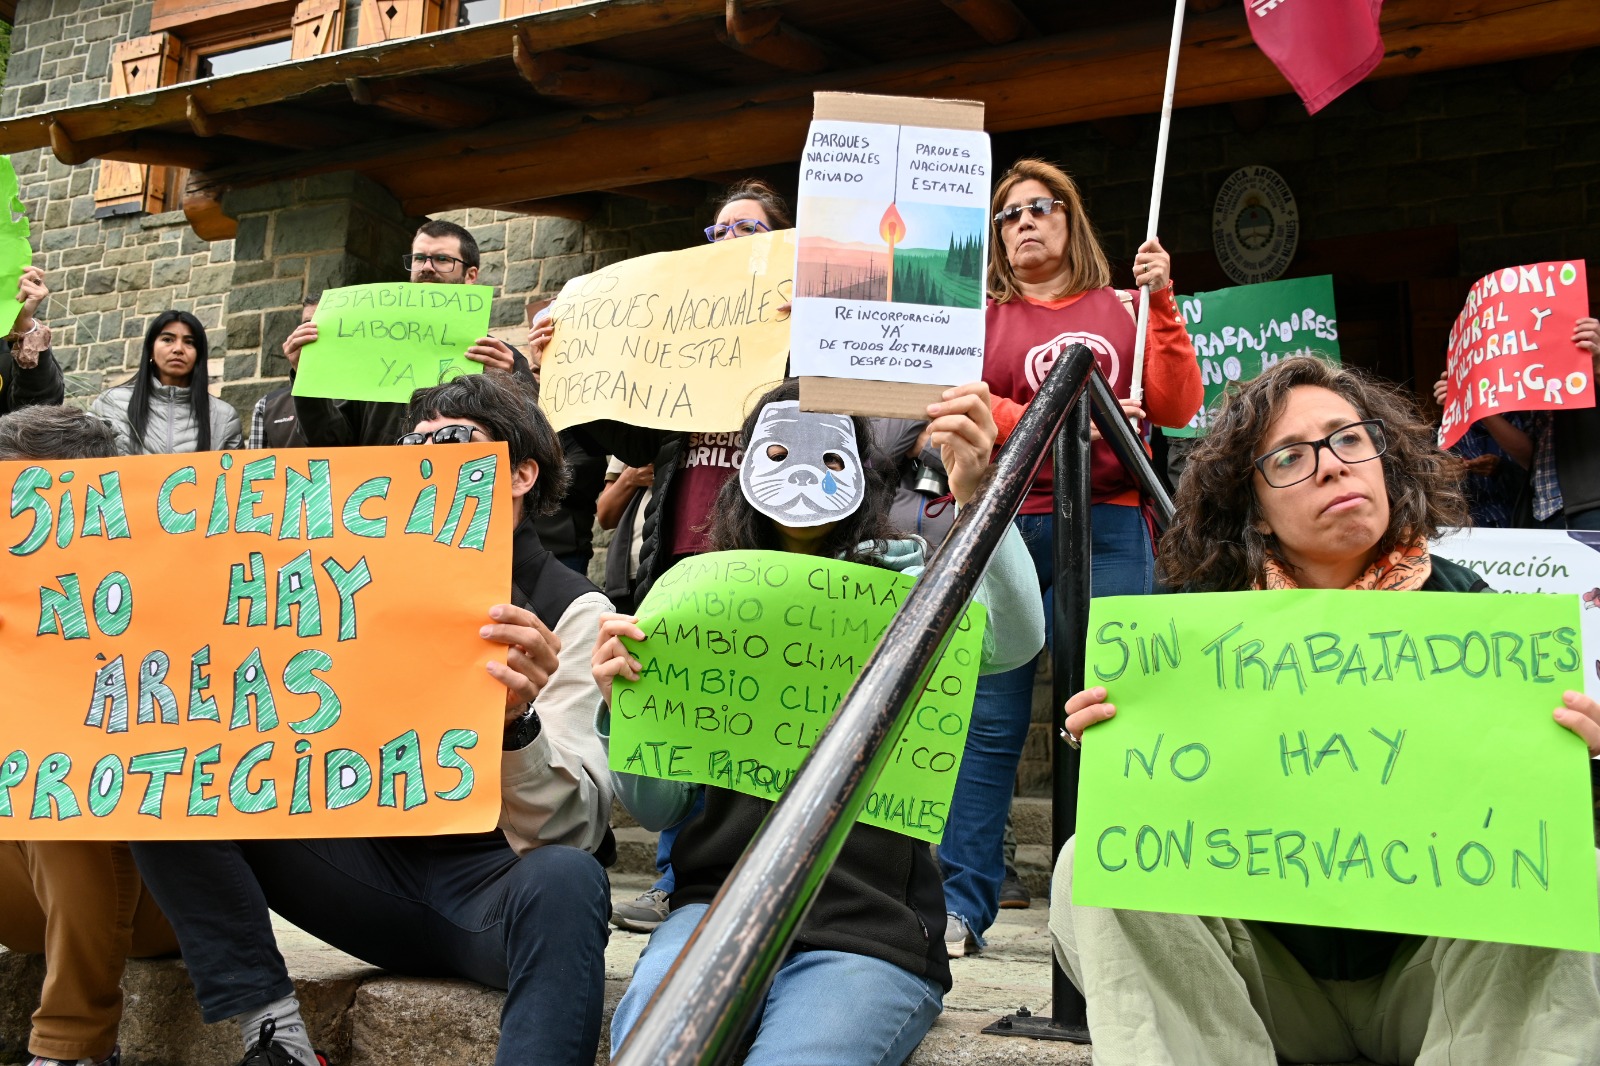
[0,841,178,1061]
[1050,837,1600,1066]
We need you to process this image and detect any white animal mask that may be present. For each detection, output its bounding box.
[739,401,864,527]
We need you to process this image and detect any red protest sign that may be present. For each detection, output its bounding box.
[1438,261,1592,450]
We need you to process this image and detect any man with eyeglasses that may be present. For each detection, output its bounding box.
[131,372,615,1066]
[285,220,534,448]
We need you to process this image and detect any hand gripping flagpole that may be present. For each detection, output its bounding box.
[1128,0,1187,406]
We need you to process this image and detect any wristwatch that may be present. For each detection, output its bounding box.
[503,705,542,751]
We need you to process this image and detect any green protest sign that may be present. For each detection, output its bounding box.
[1167,276,1341,438]
[1074,590,1600,953]
[293,283,493,403]
[0,156,34,337]
[609,550,987,843]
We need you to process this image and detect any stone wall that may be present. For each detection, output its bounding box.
[0,0,711,419]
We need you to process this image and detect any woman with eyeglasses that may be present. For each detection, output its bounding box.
[89,310,242,456]
[937,159,1204,959]
[1050,356,1600,1065]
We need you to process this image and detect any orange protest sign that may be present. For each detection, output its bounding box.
[0,445,512,839]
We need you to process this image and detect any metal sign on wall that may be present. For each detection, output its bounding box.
[1213,165,1300,285]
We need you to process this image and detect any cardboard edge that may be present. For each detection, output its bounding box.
[812,91,985,130]
[799,376,947,420]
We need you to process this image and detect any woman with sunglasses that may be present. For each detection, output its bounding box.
[1050,356,1600,1065]
[938,159,1204,958]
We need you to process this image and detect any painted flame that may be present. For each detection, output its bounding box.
[879,202,906,245]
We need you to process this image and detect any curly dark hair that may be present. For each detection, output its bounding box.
[703,380,901,561]
[1159,356,1469,591]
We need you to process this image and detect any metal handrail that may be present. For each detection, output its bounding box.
[612,348,1178,1063]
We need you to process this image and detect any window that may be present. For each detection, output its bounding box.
[456,0,501,26]
[194,36,295,78]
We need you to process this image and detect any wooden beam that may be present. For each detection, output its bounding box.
[512,35,689,107]
[185,0,1600,213]
[182,179,239,242]
[51,121,229,170]
[608,180,714,208]
[0,0,792,154]
[939,0,1038,46]
[185,99,399,149]
[720,0,833,74]
[345,77,498,129]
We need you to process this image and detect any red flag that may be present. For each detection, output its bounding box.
[1246,0,1385,115]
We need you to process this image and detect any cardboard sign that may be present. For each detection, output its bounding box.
[608,550,986,843]
[1432,527,1600,699]
[0,446,511,839]
[791,93,990,419]
[1167,276,1341,438]
[538,231,794,434]
[293,283,494,404]
[1074,590,1600,953]
[1438,261,1592,450]
[0,156,33,337]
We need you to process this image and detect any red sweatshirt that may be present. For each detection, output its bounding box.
[983,285,1201,514]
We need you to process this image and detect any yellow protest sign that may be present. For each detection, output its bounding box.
[0,446,512,839]
[538,230,795,433]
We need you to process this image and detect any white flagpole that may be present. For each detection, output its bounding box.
[1128,0,1187,407]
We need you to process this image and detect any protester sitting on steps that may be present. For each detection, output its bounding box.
[0,405,181,1066]
[568,177,796,934]
[129,373,616,1066]
[89,310,242,455]
[594,378,1045,1066]
[1050,356,1600,1066]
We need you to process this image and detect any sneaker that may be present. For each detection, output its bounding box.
[611,887,671,932]
[944,912,978,958]
[998,865,1032,909]
[29,1049,119,1066]
[238,1020,328,1066]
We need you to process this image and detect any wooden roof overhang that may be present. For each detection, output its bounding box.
[1,0,1594,237]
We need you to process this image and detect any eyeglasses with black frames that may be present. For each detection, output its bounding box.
[402,253,465,273]
[992,196,1065,226]
[1252,419,1388,489]
[704,218,771,242]
[397,424,481,446]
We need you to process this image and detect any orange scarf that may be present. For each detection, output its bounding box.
[1259,543,1432,591]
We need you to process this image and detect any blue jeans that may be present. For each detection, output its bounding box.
[611,904,943,1065]
[1536,506,1600,531]
[939,504,1154,942]
[649,791,706,894]
[130,834,610,1066]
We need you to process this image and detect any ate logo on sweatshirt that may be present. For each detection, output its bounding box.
[1023,330,1120,393]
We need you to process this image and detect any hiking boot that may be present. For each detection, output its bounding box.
[944,912,978,958]
[998,865,1032,909]
[611,887,671,932]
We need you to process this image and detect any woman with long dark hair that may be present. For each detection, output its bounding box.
[90,310,241,455]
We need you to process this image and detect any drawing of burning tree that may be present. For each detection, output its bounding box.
[797,198,986,309]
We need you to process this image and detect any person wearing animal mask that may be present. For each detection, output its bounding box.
[591,379,1045,1065]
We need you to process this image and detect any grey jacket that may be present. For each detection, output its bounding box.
[90,380,243,456]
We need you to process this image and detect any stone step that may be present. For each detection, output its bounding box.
[1010,796,1051,849]
[0,874,1091,1066]
[612,825,659,878]
[2,874,1378,1066]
